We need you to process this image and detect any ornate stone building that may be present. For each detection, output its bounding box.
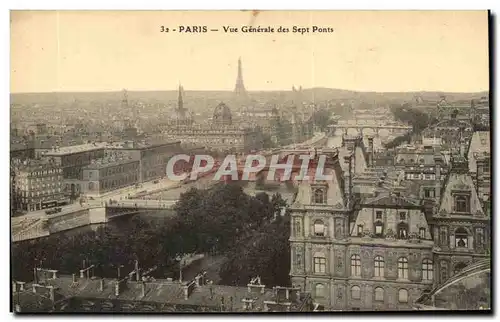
[428,155,490,286]
[164,100,263,153]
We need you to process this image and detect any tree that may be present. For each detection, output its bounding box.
[219,213,291,287]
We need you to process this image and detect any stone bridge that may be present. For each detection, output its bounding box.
[327,120,412,137]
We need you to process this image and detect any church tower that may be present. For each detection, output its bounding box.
[234,57,248,99]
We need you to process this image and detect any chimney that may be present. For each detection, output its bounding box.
[141,281,146,298]
[115,282,120,296]
[72,274,77,283]
[99,279,104,292]
[135,260,140,282]
[12,281,16,293]
[52,270,57,279]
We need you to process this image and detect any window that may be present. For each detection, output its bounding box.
[374,287,384,302]
[399,212,407,221]
[419,228,426,239]
[398,257,409,279]
[374,256,385,277]
[314,220,325,237]
[314,256,327,274]
[315,284,326,298]
[357,225,364,236]
[351,255,361,276]
[374,222,383,236]
[475,228,485,248]
[351,286,361,300]
[455,228,469,248]
[293,218,302,237]
[419,159,425,164]
[454,195,470,213]
[440,227,448,246]
[313,188,326,204]
[397,223,408,239]
[440,261,448,282]
[398,289,408,303]
[375,211,382,220]
[453,262,467,275]
[422,259,433,281]
[424,188,435,198]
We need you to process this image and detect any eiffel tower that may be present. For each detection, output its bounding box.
[234,57,248,99]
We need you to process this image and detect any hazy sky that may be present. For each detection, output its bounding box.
[11,10,489,93]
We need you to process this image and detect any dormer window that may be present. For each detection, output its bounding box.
[419,228,426,239]
[312,187,326,204]
[399,212,407,221]
[454,195,470,213]
[397,222,408,239]
[357,225,364,237]
[375,211,382,220]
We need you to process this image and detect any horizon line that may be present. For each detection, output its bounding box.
[10,87,490,95]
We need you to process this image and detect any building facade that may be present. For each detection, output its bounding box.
[44,143,107,199]
[81,152,140,196]
[428,156,490,286]
[12,159,65,212]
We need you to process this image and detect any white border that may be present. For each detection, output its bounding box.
[2,1,499,322]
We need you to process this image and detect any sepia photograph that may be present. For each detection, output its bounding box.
[9,10,491,313]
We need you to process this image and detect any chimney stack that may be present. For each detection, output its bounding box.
[99,279,104,292]
[72,274,77,283]
[115,282,120,296]
[141,281,146,298]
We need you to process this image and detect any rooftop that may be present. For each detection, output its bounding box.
[44,143,107,156]
[14,274,311,312]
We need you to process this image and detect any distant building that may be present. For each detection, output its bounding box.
[44,143,107,199]
[81,151,140,196]
[165,102,263,153]
[11,159,66,212]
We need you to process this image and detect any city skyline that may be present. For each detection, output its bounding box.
[11,11,489,93]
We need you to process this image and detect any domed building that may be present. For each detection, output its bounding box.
[212,102,233,126]
[163,99,263,153]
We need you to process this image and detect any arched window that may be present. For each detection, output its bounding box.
[454,195,470,213]
[351,254,361,276]
[315,283,326,298]
[313,252,326,274]
[351,286,361,300]
[314,220,325,237]
[398,289,408,303]
[454,262,468,275]
[422,259,433,281]
[399,159,405,164]
[419,158,425,164]
[374,287,384,302]
[313,188,326,204]
[398,257,409,279]
[374,256,385,277]
[409,159,415,164]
